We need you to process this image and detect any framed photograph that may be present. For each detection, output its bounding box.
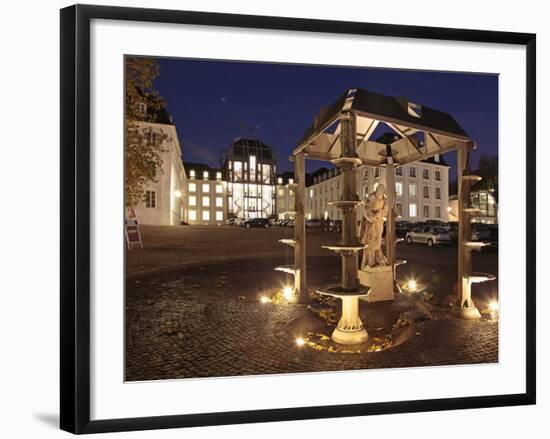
[60,4,536,434]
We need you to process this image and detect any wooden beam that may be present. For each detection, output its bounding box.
[386,122,423,155]
[294,152,308,303]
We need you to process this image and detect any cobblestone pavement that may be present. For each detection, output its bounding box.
[125,251,498,381]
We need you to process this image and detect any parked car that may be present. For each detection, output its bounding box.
[406,225,451,247]
[234,218,246,227]
[471,223,491,241]
[225,218,236,226]
[305,218,321,228]
[243,218,271,228]
[329,219,342,233]
[286,219,295,228]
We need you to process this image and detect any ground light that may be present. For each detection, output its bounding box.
[283,286,294,301]
[407,279,418,292]
[295,337,305,347]
[260,296,271,304]
[488,300,499,316]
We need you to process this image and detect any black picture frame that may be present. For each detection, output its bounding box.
[60,4,536,434]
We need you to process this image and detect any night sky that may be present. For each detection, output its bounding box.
[153,57,498,180]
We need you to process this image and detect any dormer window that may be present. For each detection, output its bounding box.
[137,102,147,115]
[190,170,196,179]
[203,171,209,180]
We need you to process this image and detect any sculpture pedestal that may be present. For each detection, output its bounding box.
[316,285,369,345]
[358,265,394,302]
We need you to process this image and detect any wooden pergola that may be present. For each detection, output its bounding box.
[280,88,494,323]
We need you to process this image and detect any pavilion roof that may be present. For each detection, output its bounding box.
[294,88,473,166]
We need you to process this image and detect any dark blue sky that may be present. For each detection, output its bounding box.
[153,57,498,179]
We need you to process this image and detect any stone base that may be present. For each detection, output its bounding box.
[332,327,369,345]
[358,265,395,302]
[451,305,481,320]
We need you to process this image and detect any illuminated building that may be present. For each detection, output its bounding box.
[223,137,277,219]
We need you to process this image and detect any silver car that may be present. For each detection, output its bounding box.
[406,225,451,247]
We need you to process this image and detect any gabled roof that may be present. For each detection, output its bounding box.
[295,88,473,167]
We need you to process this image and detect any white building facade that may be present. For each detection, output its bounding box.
[132,121,187,226]
[183,164,228,225]
[306,155,450,223]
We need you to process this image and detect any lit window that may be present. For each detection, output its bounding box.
[190,170,196,179]
[423,205,430,217]
[309,189,313,198]
[216,184,223,194]
[435,187,441,200]
[202,196,210,207]
[278,188,285,197]
[216,197,223,207]
[216,211,223,221]
[202,184,210,193]
[189,195,196,206]
[395,182,403,197]
[396,203,403,217]
[409,183,417,198]
[216,172,222,181]
[189,183,196,192]
[277,177,283,184]
[435,170,441,181]
[188,210,196,221]
[409,203,417,217]
[145,190,156,208]
[435,206,441,218]
[410,167,416,178]
[289,178,294,185]
[202,211,210,221]
[423,168,429,179]
[203,171,209,180]
[423,186,430,198]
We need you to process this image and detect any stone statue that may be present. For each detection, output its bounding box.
[360,184,388,269]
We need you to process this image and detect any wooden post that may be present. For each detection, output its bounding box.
[294,152,308,303]
[457,143,472,301]
[385,164,396,267]
[340,113,360,291]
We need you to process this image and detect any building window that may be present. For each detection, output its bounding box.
[423,168,429,179]
[435,187,441,200]
[423,186,429,198]
[189,170,196,179]
[216,211,223,221]
[423,205,430,218]
[410,167,416,177]
[277,177,283,184]
[202,196,210,207]
[409,183,417,198]
[395,181,403,197]
[216,172,222,181]
[189,183,196,192]
[203,170,209,180]
[278,188,285,197]
[202,183,210,193]
[137,102,147,114]
[202,211,210,221]
[188,195,196,206]
[188,210,196,221]
[396,203,403,217]
[216,197,223,207]
[409,203,417,217]
[396,167,402,176]
[145,190,156,208]
[216,184,223,194]
[289,178,294,185]
[375,167,380,177]
[435,206,441,218]
[435,170,441,181]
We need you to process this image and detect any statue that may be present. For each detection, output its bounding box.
[360,184,388,269]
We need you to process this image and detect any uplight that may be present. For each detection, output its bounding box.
[407,279,418,292]
[283,286,294,300]
[295,337,305,347]
[260,296,271,304]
